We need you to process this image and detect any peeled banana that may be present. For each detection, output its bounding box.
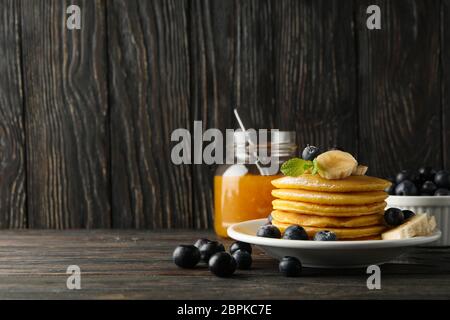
[316,150,358,180]
[352,165,368,176]
[382,214,436,240]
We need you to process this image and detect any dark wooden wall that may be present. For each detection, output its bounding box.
[0,0,448,229]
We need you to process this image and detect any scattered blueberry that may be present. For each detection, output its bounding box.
[279,256,302,277]
[402,210,415,220]
[172,245,201,269]
[282,225,309,240]
[435,188,450,196]
[395,180,418,196]
[256,225,281,239]
[418,166,436,183]
[194,238,210,249]
[313,230,337,241]
[435,170,450,189]
[208,252,237,277]
[199,241,225,262]
[232,250,252,270]
[230,241,252,255]
[384,208,405,226]
[302,145,321,161]
[421,180,437,196]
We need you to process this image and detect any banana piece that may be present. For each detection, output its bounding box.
[316,150,358,180]
[352,165,368,176]
[381,214,436,240]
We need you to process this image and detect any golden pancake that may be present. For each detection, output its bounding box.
[272,219,386,239]
[272,189,388,205]
[271,210,384,228]
[271,174,391,193]
[272,199,386,217]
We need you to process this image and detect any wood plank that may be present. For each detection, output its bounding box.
[107,0,192,228]
[21,0,110,228]
[0,0,26,228]
[234,0,276,129]
[273,0,357,157]
[443,0,450,169]
[358,0,441,177]
[0,230,448,299]
[189,0,235,229]
[190,0,275,228]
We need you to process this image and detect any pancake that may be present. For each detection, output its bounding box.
[272,189,388,205]
[271,210,384,228]
[271,174,391,193]
[272,219,386,239]
[272,199,386,217]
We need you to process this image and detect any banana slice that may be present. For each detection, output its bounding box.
[352,165,368,176]
[381,213,436,240]
[316,150,358,180]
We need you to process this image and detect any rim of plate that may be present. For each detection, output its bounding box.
[387,195,450,206]
[227,219,442,249]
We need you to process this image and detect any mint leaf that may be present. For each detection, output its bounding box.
[280,158,305,176]
[311,158,320,175]
[281,158,313,177]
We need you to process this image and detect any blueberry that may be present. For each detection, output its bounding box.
[267,213,273,225]
[313,230,337,241]
[232,250,252,270]
[395,170,411,184]
[230,241,252,254]
[385,183,396,195]
[279,256,302,277]
[384,208,405,226]
[208,252,237,277]
[302,145,321,161]
[435,188,450,196]
[421,180,437,196]
[402,210,415,220]
[199,241,225,262]
[418,166,436,183]
[396,170,419,184]
[435,170,450,189]
[395,180,418,196]
[282,225,309,240]
[256,225,281,239]
[194,238,210,248]
[172,245,201,269]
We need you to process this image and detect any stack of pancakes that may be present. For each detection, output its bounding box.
[270,174,392,240]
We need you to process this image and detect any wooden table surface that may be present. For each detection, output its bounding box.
[0,230,449,299]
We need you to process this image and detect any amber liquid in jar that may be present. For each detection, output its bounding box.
[214,173,281,238]
[213,131,296,238]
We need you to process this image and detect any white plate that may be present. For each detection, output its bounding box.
[227,219,442,268]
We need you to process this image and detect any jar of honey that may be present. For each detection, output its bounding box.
[214,131,297,237]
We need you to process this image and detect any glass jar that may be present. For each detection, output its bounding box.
[214,131,297,237]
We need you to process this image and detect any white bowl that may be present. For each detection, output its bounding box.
[228,219,441,268]
[386,195,450,246]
